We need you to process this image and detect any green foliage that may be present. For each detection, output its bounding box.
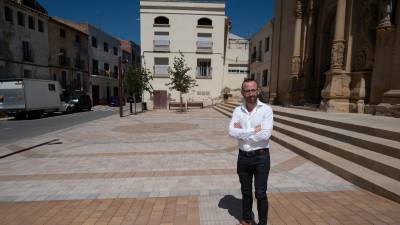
[165,52,198,94]
[124,66,153,97]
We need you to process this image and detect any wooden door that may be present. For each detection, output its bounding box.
[153,90,167,109]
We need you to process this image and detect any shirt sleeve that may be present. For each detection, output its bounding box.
[247,106,273,142]
[228,108,255,140]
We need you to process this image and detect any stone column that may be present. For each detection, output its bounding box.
[289,0,303,104]
[320,0,351,112]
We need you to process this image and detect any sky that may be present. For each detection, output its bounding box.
[39,0,275,43]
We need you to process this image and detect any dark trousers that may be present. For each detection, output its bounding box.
[237,149,270,225]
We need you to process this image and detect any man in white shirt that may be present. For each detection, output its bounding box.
[228,78,273,225]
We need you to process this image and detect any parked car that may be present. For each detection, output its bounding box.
[68,94,92,112]
[108,96,119,107]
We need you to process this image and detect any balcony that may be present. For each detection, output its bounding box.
[153,40,170,52]
[154,65,169,77]
[59,56,71,67]
[75,59,85,69]
[196,67,212,79]
[196,41,213,53]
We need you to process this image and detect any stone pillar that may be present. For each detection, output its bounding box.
[289,0,303,104]
[320,0,351,112]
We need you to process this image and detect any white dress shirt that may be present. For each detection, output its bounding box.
[228,100,273,151]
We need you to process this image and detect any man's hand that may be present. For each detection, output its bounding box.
[234,122,242,128]
[254,125,261,133]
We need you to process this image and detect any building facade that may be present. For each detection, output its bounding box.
[140,0,247,109]
[272,0,400,116]
[48,17,89,93]
[223,32,249,99]
[0,0,49,80]
[63,22,121,105]
[249,21,273,103]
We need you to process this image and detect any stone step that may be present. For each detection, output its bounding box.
[274,115,400,159]
[274,121,400,181]
[271,130,400,204]
[218,103,236,112]
[272,107,400,142]
[212,105,232,118]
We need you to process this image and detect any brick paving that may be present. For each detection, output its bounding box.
[0,108,399,224]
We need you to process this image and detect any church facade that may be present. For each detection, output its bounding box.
[270,0,399,116]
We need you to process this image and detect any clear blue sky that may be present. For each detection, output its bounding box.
[39,0,274,43]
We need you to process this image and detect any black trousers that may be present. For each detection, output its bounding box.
[237,149,270,225]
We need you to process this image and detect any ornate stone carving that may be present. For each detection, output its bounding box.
[331,40,345,70]
[378,0,394,28]
[295,0,303,19]
[291,56,301,77]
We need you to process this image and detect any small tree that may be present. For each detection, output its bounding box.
[166,52,198,112]
[124,66,153,114]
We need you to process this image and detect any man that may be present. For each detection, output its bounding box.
[228,78,273,225]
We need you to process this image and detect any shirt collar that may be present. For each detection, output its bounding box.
[241,99,263,112]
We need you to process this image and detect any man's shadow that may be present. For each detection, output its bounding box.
[218,195,255,224]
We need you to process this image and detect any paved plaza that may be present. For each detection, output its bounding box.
[0,108,399,225]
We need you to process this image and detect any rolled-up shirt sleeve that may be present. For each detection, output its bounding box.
[229,108,255,140]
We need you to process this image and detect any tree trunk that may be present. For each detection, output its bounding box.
[180,92,183,112]
[134,95,137,115]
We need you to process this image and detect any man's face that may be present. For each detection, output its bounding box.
[241,81,259,104]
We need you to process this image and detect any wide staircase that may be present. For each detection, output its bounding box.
[214,101,400,203]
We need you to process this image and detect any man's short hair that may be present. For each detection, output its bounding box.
[242,78,259,89]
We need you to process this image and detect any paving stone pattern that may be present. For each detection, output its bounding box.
[0,109,399,225]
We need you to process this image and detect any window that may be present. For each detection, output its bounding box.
[61,71,67,88]
[59,48,68,66]
[265,37,270,52]
[154,57,169,76]
[22,41,32,62]
[197,33,212,53]
[257,40,262,61]
[197,18,212,26]
[17,11,24,26]
[28,16,35,30]
[197,59,212,78]
[154,16,169,25]
[104,63,110,76]
[113,65,118,78]
[5,7,13,23]
[75,35,81,43]
[23,69,32,78]
[91,37,97,48]
[113,47,118,56]
[103,42,108,52]
[262,70,268,86]
[154,32,170,51]
[92,60,99,75]
[38,19,44,32]
[76,73,81,89]
[60,28,66,37]
[48,84,56,91]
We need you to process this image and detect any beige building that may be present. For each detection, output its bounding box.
[249,21,273,103]
[0,0,49,80]
[271,0,400,116]
[140,0,248,109]
[48,17,89,93]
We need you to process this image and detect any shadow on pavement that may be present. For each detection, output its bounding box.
[218,195,242,222]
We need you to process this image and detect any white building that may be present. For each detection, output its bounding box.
[249,21,273,103]
[140,0,248,109]
[0,0,49,80]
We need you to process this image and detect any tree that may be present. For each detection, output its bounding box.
[124,66,153,114]
[165,52,198,112]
